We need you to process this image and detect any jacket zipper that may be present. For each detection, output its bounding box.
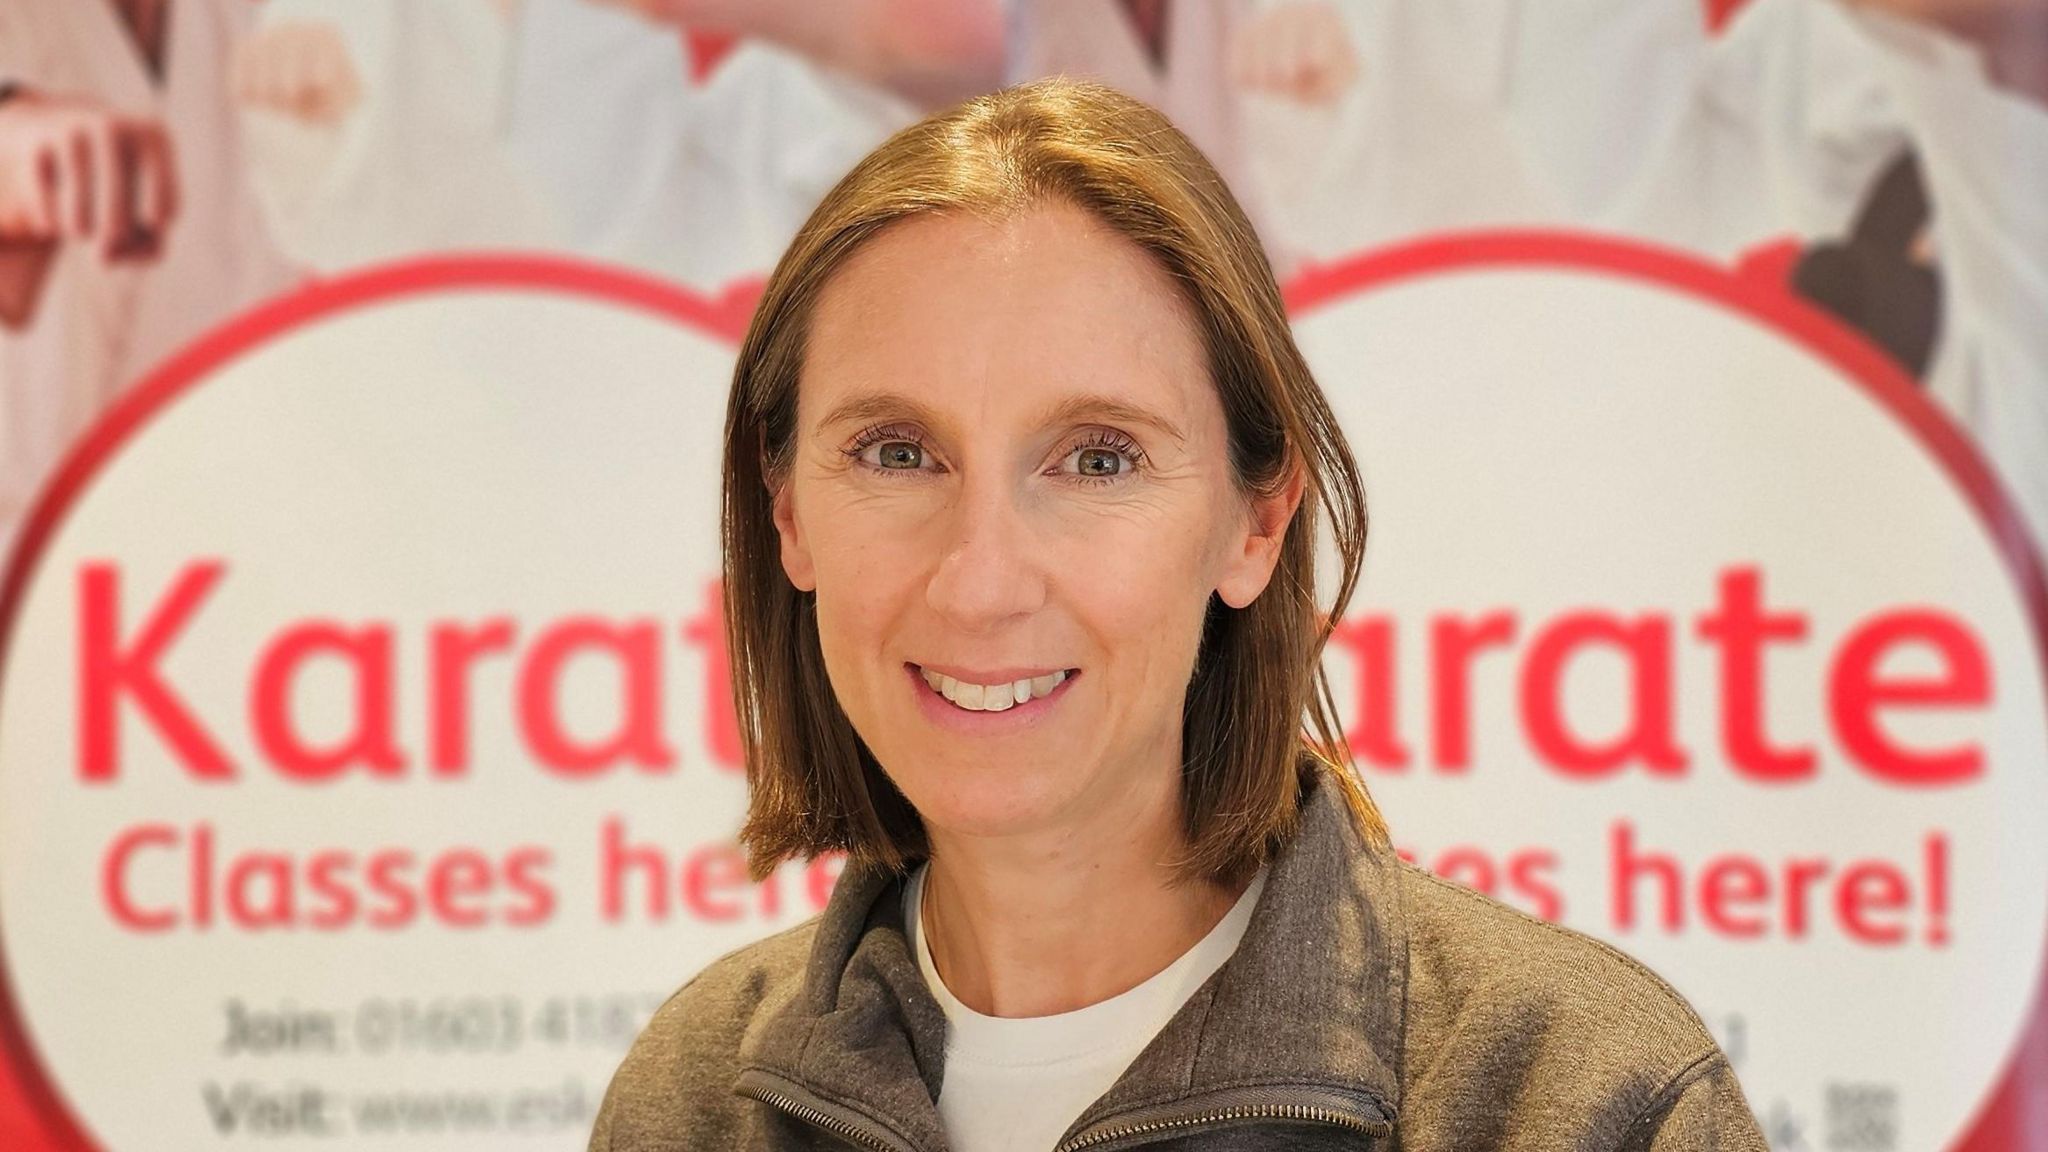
[1055,1094,1394,1151]
[738,1066,1393,1152]
[733,1068,919,1152]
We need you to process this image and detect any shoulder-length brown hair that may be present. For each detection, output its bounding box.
[723,77,1384,887]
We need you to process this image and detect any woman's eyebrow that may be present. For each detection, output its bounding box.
[815,391,929,433]
[815,390,1186,444]
[1037,394,1187,444]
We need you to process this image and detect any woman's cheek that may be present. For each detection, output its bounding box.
[809,486,939,571]
[1071,537,1211,643]
[1058,496,1213,590]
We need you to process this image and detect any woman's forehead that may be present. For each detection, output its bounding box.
[801,205,1212,435]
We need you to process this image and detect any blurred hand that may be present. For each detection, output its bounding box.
[1230,2,1361,107]
[232,21,365,127]
[0,91,178,261]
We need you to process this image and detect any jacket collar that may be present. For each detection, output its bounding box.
[734,766,1409,1151]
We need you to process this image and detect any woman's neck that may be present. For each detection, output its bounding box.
[916,770,1250,1019]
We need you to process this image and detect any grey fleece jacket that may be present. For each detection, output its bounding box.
[589,766,1769,1151]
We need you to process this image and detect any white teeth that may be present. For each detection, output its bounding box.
[923,667,1069,711]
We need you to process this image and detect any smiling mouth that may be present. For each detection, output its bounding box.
[910,664,1080,712]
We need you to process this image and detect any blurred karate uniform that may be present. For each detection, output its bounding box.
[1008,0,1284,260]
[0,0,294,555]
[1232,0,1717,256]
[236,0,555,270]
[1224,0,2047,560]
[241,0,916,289]
[1847,7,2048,563]
[506,0,918,288]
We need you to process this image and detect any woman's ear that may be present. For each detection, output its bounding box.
[1215,460,1305,609]
[769,475,818,592]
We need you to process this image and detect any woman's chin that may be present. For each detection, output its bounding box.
[900,767,1083,842]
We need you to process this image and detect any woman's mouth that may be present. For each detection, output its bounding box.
[907,663,1080,719]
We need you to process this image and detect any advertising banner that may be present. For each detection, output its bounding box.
[1,1,2041,1147]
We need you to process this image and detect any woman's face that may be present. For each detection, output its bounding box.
[772,202,1298,843]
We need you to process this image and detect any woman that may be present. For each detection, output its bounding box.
[590,79,1766,1151]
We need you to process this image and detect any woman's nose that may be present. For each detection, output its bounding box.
[924,480,1048,632]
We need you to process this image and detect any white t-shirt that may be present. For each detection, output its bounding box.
[903,861,1268,1152]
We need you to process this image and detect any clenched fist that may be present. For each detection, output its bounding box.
[0,90,178,260]
[232,21,365,127]
[1229,2,1361,107]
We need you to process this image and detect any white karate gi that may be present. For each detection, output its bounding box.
[0,0,294,553]
[1227,0,2048,560]
[1007,0,1280,257]
[243,0,916,290]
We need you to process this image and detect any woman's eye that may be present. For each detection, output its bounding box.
[1061,442,1138,480]
[864,440,925,470]
[1073,447,1124,476]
